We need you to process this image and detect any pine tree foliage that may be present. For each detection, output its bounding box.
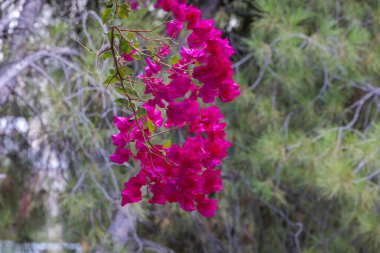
[221,0,380,252]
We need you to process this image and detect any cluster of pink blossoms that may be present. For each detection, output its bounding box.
[110,0,239,217]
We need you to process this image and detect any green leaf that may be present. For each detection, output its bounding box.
[103,74,118,85]
[147,118,155,133]
[106,0,113,8]
[126,66,134,74]
[114,98,131,108]
[137,107,147,118]
[116,3,131,20]
[119,38,130,53]
[102,51,113,60]
[131,54,141,61]
[114,85,138,97]
[101,8,112,24]
[118,68,126,78]
[114,86,125,94]
[163,139,171,149]
[119,67,134,77]
[127,32,134,41]
[170,55,179,65]
[146,45,154,53]
[124,87,138,97]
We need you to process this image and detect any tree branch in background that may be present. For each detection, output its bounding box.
[0,48,77,91]
[10,0,44,57]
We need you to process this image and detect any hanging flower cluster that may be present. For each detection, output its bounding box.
[106,0,239,217]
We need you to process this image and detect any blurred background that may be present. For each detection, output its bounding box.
[1,0,380,252]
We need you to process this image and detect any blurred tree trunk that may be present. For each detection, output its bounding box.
[1,0,43,104]
[10,0,44,58]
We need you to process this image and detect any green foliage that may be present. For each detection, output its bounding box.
[101,0,131,24]
[221,0,380,251]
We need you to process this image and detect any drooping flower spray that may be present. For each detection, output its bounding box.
[104,0,239,217]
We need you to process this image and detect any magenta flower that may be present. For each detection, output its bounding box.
[167,76,192,99]
[166,98,199,127]
[196,198,218,218]
[158,44,170,57]
[145,58,161,76]
[166,20,183,37]
[126,0,139,10]
[111,133,126,147]
[121,49,137,62]
[143,104,164,127]
[110,147,131,164]
[121,172,146,204]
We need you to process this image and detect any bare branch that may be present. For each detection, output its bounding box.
[250,54,270,90]
[0,48,77,91]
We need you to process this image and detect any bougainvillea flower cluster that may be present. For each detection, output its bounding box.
[110,0,240,217]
